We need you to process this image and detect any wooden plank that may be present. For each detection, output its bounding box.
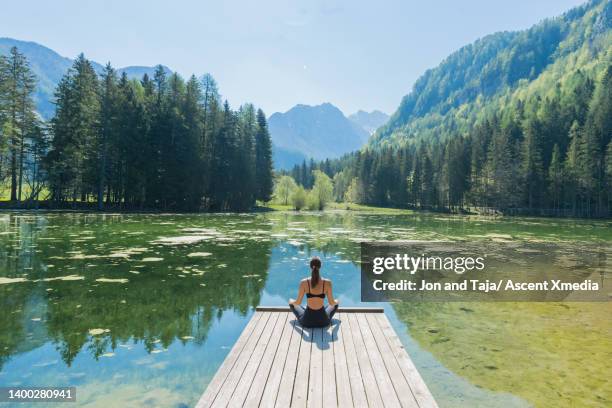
[228,312,281,406]
[332,314,354,408]
[375,314,439,408]
[259,314,295,407]
[322,325,337,408]
[347,313,384,407]
[355,313,405,408]
[291,324,313,407]
[275,319,302,408]
[197,310,437,408]
[256,306,384,313]
[307,328,323,408]
[195,311,263,408]
[365,313,419,408]
[338,312,368,408]
[210,312,275,407]
[242,312,290,407]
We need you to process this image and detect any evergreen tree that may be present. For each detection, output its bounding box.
[548,144,563,211]
[605,141,612,211]
[563,121,581,213]
[25,122,48,201]
[0,47,36,201]
[235,103,257,209]
[48,54,100,202]
[520,119,544,209]
[254,109,273,202]
[97,63,118,209]
[580,65,612,216]
[117,75,148,207]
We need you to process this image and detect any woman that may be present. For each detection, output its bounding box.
[289,256,339,327]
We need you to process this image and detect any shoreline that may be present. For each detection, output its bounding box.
[0,200,610,220]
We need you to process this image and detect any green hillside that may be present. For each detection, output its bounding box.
[372,0,611,147]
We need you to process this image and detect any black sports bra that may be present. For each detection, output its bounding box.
[306,279,326,299]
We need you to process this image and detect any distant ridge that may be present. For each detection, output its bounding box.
[268,102,369,169]
[371,0,612,147]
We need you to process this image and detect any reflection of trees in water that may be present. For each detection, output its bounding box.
[1,211,609,370]
[0,215,51,369]
[270,211,363,255]
[0,285,35,369]
[0,213,274,368]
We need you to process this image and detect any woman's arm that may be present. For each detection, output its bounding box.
[326,280,339,306]
[289,280,306,305]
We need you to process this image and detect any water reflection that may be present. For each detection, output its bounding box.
[0,213,273,372]
[0,212,610,407]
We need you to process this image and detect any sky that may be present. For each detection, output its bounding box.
[4,0,586,116]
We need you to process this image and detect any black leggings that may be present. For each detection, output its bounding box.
[290,304,338,328]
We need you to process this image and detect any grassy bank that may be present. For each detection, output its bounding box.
[264,202,414,214]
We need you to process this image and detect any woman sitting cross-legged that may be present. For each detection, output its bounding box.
[289,256,339,328]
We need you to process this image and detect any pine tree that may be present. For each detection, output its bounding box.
[407,148,422,207]
[420,152,435,208]
[235,104,257,209]
[441,137,469,210]
[520,119,544,210]
[548,144,563,211]
[580,65,611,216]
[605,141,612,212]
[485,126,519,210]
[25,122,48,201]
[182,75,205,209]
[145,65,169,207]
[97,63,118,209]
[254,109,273,202]
[0,54,7,179]
[468,121,491,208]
[117,75,148,207]
[563,121,581,214]
[48,54,100,202]
[0,47,36,201]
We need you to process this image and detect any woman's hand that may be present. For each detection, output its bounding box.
[288,298,295,305]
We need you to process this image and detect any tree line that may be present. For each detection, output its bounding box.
[0,48,274,211]
[284,66,612,218]
[273,171,333,210]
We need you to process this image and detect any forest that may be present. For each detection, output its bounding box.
[283,0,612,218]
[287,65,612,217]
[0,48,273,211]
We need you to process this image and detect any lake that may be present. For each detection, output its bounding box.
[0,211,610,407]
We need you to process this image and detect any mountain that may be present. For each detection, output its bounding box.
[0,38,171,119]
[371,0,612,147]
[269,103,369,169]
[348,110,389,134]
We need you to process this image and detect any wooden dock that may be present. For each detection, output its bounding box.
[196,306,438,407]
